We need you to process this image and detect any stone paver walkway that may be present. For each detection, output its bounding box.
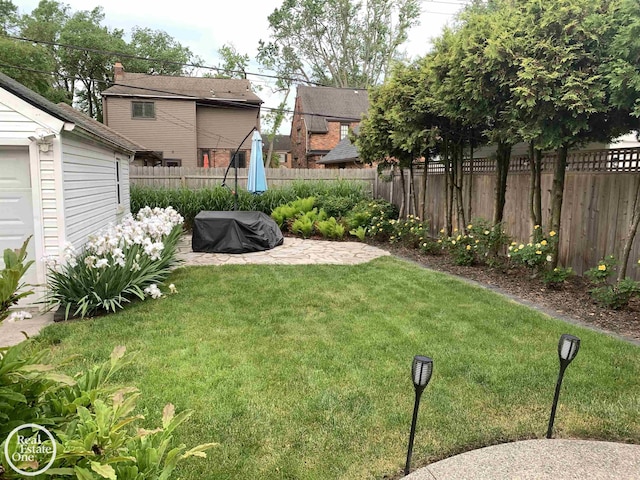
[0,311,54,348]
[176,235,390,266]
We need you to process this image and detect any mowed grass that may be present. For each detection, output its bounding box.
[37,257,640,479]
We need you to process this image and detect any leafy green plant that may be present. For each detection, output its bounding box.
[441,231,477,266]
[542,267,573,289]
[388,215,429,248]
[291,215,314,238]
[0,345,216,478]
[344,199,398,231]
[46,208,183,320]
[316,194,360,218]
[585,255,617,284]
[316,217,346,239]
[466,220,511,263]
[349,226,367,241]
[590,279,639,310]
[1,236,35,322]
[508,231,556,272]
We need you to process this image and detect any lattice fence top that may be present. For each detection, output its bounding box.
[422,147,640,174]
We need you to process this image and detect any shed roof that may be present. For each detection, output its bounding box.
[0,71,143,153]
[103,73,262,104]
[297,86,369,133]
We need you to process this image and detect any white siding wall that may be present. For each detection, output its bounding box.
[0,101,41,137]
[118,153,131,213]
[39,146,59,257]
[62,133,122,247]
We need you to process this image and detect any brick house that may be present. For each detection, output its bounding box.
[102,63,262,168]
[290,86,369,168]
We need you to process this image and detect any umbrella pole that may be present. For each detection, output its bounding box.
[232,127,255,211]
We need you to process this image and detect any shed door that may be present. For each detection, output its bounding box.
[0,147,36,286]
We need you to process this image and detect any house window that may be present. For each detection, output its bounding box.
[115,160,121,204]
[132,101,155,119]
[164,159,181,167]
[198,149,212,167]
[340,123,349,140]
[232,151,246,168]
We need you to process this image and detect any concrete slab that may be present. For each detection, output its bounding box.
[0,311,54,347]
[404,439,640,480]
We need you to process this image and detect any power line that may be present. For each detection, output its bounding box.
[2,34,328,87]
[0,61,362,123]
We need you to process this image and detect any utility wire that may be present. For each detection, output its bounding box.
[2,34,329,87]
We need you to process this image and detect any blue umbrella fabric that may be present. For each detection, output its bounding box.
[247,130,268,194]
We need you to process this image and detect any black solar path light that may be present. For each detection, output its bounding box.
[404,355,433,476]
[546,333,581,439]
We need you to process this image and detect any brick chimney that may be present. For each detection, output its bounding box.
[114,62,124,82]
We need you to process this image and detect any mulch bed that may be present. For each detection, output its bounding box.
[378,243,640,343]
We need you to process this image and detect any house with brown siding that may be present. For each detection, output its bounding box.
[102,63,262,168]
[290,86,368,169]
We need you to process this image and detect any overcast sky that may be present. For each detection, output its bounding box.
[15,0,467,131]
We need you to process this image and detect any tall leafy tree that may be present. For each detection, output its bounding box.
[260,0,420,88]
[125,27,198,76]
[509,0,632,267]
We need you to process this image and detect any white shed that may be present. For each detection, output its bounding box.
[0,72,150,305]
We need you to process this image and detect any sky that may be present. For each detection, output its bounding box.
[15,0,468,132]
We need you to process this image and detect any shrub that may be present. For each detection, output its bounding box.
[317,217,346,239]
[585,256,639,309]
[45,207,184,320]
[291,215,314,238]
[316,194,360,219]
[441,231,477,266]
[1,236,34,322]
[388,215,429,248]
[590,279,639,310]
[0,344,216,477]
[467,220,511,264]
[344,199,399,231]
[130,181,370,229]
[542,267,573,289]
[508,231,556,272]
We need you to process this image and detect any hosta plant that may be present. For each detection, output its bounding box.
[1,236,34,322]
[45,207,184,320]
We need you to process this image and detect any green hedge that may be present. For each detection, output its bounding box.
[130,181,371,229]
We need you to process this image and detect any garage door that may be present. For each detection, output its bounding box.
[0,147,37,288]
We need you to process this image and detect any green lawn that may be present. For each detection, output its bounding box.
[37,257,640,479]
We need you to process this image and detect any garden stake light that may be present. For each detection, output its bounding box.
[546,333,581,439]
[404,355,433,476]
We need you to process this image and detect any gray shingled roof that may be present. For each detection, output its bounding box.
[318,134,359,164]
[103,72,262,104]
[272,134,291,151]
[297,86,369,133]
[0,71,141,153]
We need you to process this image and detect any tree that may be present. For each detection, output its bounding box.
[357,61,436,217]
[125,27,198,76]
[509,0,633,267]
[214,44,249,79]
[260,0,420,88]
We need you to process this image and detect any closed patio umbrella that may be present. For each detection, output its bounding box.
[247,130,268,193]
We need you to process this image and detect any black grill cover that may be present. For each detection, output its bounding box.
[192,211,284,253]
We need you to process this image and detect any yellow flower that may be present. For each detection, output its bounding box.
[598,264,607,271]
[456,235,462,241]
[554,268,559,272]
[440,228,445,233]
[451,240,456,245]
[541,240,547,246]
[549,231,557,237]
[467,224,473,229]
[475,240,480,244]
[527,243,532,247]
[535,243,541,248]
[484,230,490,235]
[519,244,524,250]
[466,245,471,250]
[422,243,427,247]
[454,228,458,232]
[535,250,542,255]
[508,246,513,251]
[534,225,540,229]
[511,241,517,246]
[437,239,442,243]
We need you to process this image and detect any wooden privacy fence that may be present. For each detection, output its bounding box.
[378,147,640,278]
[130,166,378,194]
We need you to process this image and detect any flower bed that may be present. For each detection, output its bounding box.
[46,206,184,320]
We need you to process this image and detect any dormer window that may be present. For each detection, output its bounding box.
[132,101,155,119]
